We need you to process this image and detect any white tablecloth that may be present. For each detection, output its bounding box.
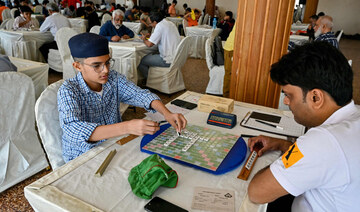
[291,23,309,31]
[289,34,309,45]
[185,26,221,59]
[9,56,49,100]
[68,18,89,33]
[0,29,54,62]
[166,17,183,28]
[24,91,300,212]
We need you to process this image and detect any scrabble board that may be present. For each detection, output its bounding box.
[141,124,247,175]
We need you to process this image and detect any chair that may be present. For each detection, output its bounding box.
[198,15,204,25]
[55,27,78,79]
[204,36,225,95]
[34,5,43,14]
[337,29,343,42]
[203,13,209,25]
[35,80,65,170]
[5,18,14,30]
[146,37,191,94]
[101,13,112,26]
[0,72,48,192]
[89,25,101,34]
[348,60,352,67]
[10,8,18,19]
[1,8,11,20]
[48,49,63,72]
[0,18,11,29]
[123,22,141,35]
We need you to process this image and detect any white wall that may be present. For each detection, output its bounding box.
[173,0,238,19]
[317,0,360,34]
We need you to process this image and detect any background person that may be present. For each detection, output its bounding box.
[99,9,134,42]
[314,15,339,48]
[13,5,39,30]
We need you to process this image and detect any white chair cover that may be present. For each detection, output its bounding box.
[123,21,141,35]
[348,60,352,67]
[34,5,43,14]
[35,80,65,170]
[146,37,191,94]
[205,36,225,95]
[48,49,63,72]
[0,72,48,192]
[55,27,78,79]
[89,25,101,34]
[337,29,343,42]
[5,18,14,30]
[182,19,188,36]
[10,8,18,19]
[198,15,204,25]
[2,8,11,20]
[203,13,209,25]
[101,13,112,26]
[0,18,11,29]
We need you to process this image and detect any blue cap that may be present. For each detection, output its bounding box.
[68,33,109,58]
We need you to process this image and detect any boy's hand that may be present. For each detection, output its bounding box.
[164,113,187,133]
[126,119,160,135]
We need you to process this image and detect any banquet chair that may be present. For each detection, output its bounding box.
[205,36,225,95]
[48,49,63,72]
[5,18,14,30]
[182,19,188,36]
[101,13,112,26]
[146,36,191,94]
[123,22,141,35]
[34,5,43,14]
[337,30,343,42]
[90,25,101,34]
[203,13,209,25]
[348,60,352,67]
[0,18,11,29]
[198,15,204,25]
[35,80,65,170]
[0,72,48,192]
[1,8,11,20]
[55,27,78,79]
[10,8,18,19]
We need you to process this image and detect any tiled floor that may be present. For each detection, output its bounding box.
[1,38,359,211]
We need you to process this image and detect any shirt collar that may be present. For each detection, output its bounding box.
[322,100,358,126]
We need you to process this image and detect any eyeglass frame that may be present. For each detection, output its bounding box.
[78,58,115,73]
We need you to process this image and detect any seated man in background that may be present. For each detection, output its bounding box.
[85,5,100,32]
[138,11,180,79]
[217,11,235,41]
[296,14,318,41]
[139,6,152,34]
[99,9,134,42]
[63,5,76,18]
[39,3,70,62]
[13,6,39,30]
[124,5,139,21]
[314,15,338,48]
[58,33,187,162]
[168,0,177,17]
[248,42,359,211]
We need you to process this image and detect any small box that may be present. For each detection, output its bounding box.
[197,95,234,113]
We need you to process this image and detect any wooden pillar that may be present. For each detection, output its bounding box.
[206,0,215,17]
[303,0,319,23]
[229,0,295,108]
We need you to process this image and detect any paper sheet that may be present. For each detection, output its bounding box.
[191,187,235,212]
[145,104,191,122]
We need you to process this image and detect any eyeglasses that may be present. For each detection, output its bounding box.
[80,58,115,73]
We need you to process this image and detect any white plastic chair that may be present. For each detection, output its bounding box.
[34,5,43,14]
[90,25,101,34]
[101,13,112,26]
[55,27,78,79]
[0,72,48,192]
[10,8,18,19]
[48,49,63,72]
[198,15,204,25]
[146,37,191,94]
[337,30,343,42]
[35,80,65,170]
[5,18,14,30]
[182,19,188,36]
[1,8,11,20]
[123,22,141,35]
[203,13,209,25]
[0,18,11,29]
[205,36,225,95]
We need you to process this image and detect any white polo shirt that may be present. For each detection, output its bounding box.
[40,13,71,41]
[149,19,180,64]
[270,101,360,212]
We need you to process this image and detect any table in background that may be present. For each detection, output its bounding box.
[24,91,297,212]
[31,14,45,24]
[166,17,183,28]
[9,56,48,100]
[185,26,221,59]
[68,18,88,33]
[289,34,309,45]
[0,29,54,62]
[290,23,309,32]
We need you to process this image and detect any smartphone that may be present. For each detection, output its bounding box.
[171,99,197,110]
[144,196,188,212]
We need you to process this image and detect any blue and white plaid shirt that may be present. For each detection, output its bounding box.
[315,32,339,49]
[58,70,160,162]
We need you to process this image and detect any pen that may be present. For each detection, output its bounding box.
[255,120,284,130]
[241,134,257,138]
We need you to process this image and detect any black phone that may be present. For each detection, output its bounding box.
[171,99,197,110]
[144,196,188,212]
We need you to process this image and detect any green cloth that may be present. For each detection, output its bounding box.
[128,154,178,199]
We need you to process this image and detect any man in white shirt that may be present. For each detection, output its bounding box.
[39,3,70,62]
[138,11,180,79]
[247,42,360,212]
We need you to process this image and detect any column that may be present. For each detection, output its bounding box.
[229,0,295,108]
[206,0,215,17]
[303,0,319,23]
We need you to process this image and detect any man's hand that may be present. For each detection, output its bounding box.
[164,113,187,133]
[111,35,121,42]
[125,119,160,136]
[248,135,291,156]
[122,34,130,40]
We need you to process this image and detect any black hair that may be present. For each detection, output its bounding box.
[141,6,150,13]
[225,11,233,19]
[85,6,92,12]
[185,7,191,13]
[270,42,353,106]
[132,5,139,10]
[172,0,177,4]
[309,14,318,20]
[149,11,164,23]
[19,5,32,13]
[0,1,5,6]
[183,3,187,8]
[42,0,49,5]
[317,12,325,17]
